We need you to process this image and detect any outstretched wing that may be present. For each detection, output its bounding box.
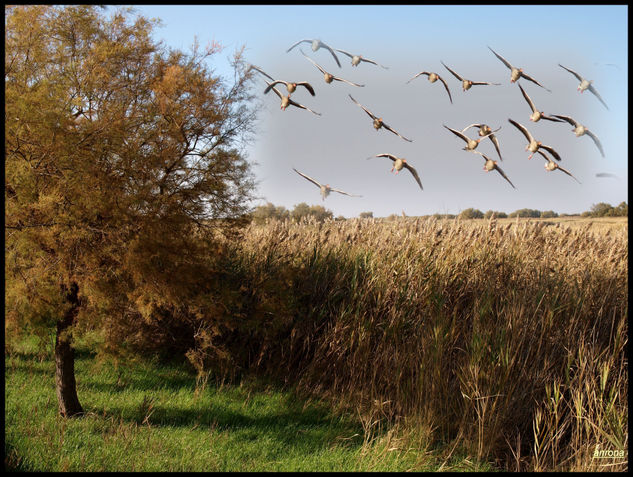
[444,124,470,144]
[287,39,310,53]
[436,74,453,104]
[300,49,327,74]
[587,84,609,110]
[538,144,562,162]
[558,63,583,82]
[494,163,516,189]
[319,41,341,68]
[330,187,362,197]
[519,71,550,92]
[288,97,321,116]
[382,122,413,142]
[556,164,582,184]
[488,134,503,161]
[488,46,513,70]
[374,153,398,162]
[471,80,500,86]
[248,64,274,81]
[335,48,354,59]
[263,80,288,95]
[441,61,463,81]
[507,118,534,144]
[404,162,423,190]
[406,71,429,83]
[518,83,537,113]
[296,82,316,96]
[348,94,378,120]
[293,168,322,188]
[334,75,364,87]
[585,130,605,157]
[361,57,389,69]
[552,114,578,127]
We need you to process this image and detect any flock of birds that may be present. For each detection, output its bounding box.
[248,38,609,200]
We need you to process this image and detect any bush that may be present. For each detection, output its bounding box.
[458,208,484,219]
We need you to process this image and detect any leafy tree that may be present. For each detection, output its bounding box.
[251,202,290,224]
[589,202,614,217]
[5,5,258,416]
[359,211,373,219]
[484,210,508,219]
[540,210,559,218]
[458,208,484,219]
[613,201,628,217]
[290,203,333,223]
[509,208,541,218]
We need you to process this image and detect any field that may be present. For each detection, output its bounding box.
[5,215,628,471]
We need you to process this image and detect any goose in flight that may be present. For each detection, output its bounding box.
[287,39,341,68]
[518,83,563,123]
[535,150,581,184]
[263,80,315,97]
[441,61,500,91]
[461,124,503,160]
[507,118,562,161]
[265,81,321,116]
[335,48,389,69]
[552,114,605,157]
[488,46,551,91]
[472,151,516,189]
[293,168,361,200]
[407,70,453,104]
[300,49,364,87]
[349,94,412,142]
[368,153,423,190]
[444,124,498,152]
[558,64,609,110]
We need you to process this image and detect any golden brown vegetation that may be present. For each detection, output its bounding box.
[194,216,628,471]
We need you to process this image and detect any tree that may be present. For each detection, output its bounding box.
[509,208,541,218]
[484,210,508,219]
[613,201,628,217]
[251,202,290,224]
[458,208,484,219]
[5,6,258,417]
[359,211,373,219]
[290,203,333,223]
[540,210,558,218]
[589,202,614,217]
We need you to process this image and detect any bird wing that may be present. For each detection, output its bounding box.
[288,97,321,115]
[287,39,310,53]
[519,71,550,91]
[488,134,503,161]
[585,130,605,157]
[494,164,516,189]
[360,57,388,69]
[558,63,583,82]
[518,83,537,113]
[538,144,562,162]
[444,124,470,144]
[297,82,316,96]
[556,164,582,184]
[320,42,341,67]
[300,49,327,74]
[552,114,578,127]
[436,75,453,104]
[441,61,463,81]
[293,168,322,188]
[335,48,354,59]
[507,118,533,144]
[265,81,283,99]
[333,75,364,87]
[263,80,288,95]
[404,162,423,190]
[471,80,500,86]
[488,46,513,70]
[541,113,565,123]
[382,122,413,142]
[588,84,609,110]
[374,153,398,162]
[461,123,483,133]
[248,64,274,81]
[348,94,377,120]
[330,187,362,197]
[406,71,429,83]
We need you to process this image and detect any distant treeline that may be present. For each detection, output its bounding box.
[251,201,628,222]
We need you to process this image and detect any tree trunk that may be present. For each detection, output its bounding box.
[55,282,84,417]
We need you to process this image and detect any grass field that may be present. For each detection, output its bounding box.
[5,215,627,472]
[5,336,494,472]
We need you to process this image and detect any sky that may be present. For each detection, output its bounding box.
[122,5,627,218]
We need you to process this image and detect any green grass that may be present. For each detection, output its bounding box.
[5,335,494,472]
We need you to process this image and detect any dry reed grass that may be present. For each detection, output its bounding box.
[209,215,627,471]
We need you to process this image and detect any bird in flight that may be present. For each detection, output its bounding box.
[265,81,321,116]
[407,70,453,104]
[472,150,516,189]
[461,124,503,160]
[535,150,581,184]
[349,94,413,142]
[335,48,389,69]
[300,49,364,87]
[293,168,361,201]
[558,64,609,110]
[368,153,423,190]
[287,38,341,68]
[517,83,563,123]
[488,46,551,91]
[444,124,498,152]
[507,118,562,161]
[552,114,605,157]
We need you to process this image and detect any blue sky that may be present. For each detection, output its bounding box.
[123,5,627,217]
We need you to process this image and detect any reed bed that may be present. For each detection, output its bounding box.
[206,216,627,471]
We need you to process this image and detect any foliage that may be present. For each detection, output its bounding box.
[5,5,258,358]
[290,202,333,223]
[359,211,374,219]
[508,208,541,218]
[484,210,508,219]
[251,202,290,224]
[458,208,484,219]
[539,210,558,218]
